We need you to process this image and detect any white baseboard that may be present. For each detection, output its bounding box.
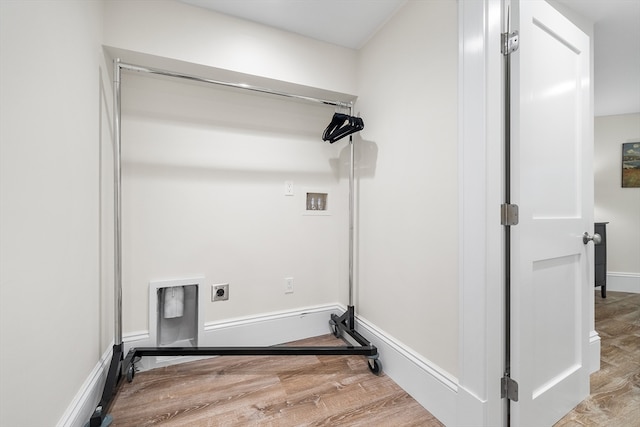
[61,304,458,426]
[353,313,458,426]
[606,272,640,293]
[57,345,113,427]
[589,330,601,374]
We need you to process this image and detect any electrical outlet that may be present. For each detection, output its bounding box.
[212,283,229,301]
[285,181,294,196]
[285,277,294,294]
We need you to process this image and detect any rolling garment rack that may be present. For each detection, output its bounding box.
[89,59,379,427]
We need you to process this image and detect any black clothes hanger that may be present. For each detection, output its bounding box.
[322,113,364,143]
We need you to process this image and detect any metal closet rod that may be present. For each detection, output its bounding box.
[116,60,353,109]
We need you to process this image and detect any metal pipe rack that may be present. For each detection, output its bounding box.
[89,59,379,427]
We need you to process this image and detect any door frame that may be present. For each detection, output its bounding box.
[458,0,505,425]
[458,1,599,426]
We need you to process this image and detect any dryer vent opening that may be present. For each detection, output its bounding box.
[155,283,199,347]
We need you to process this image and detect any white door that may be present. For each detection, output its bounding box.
[510,1,593,426]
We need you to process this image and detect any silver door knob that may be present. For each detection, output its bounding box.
[583,232,602,245]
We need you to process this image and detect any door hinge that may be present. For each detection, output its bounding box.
[501,203,519,226]
[502,31,520,55]
[501,376,519,401]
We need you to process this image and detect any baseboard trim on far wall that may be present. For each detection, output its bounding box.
[121,304,347,371]
[61,304,459,426]
[57,344,113,427]
[607,272,640,293]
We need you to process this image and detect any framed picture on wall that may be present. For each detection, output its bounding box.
[622,142,640,188]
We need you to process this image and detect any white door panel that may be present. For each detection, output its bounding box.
[510,1,592,426]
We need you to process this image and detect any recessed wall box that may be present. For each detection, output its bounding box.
[306,192,328,211]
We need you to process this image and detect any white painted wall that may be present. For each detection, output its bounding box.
[0,1,462,424]
[103,0,358,336]
[0,1,105,425]
[355,0,459,377]
[106,0,460,382]
[103,0,358,96]
[594,113,640,284]
[121,72,350,333]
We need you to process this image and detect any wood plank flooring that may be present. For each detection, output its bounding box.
[109,291,639,426]
[555,291,640,426]
[108,334,443,426]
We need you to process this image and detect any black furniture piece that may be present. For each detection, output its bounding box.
[594,222,608,298]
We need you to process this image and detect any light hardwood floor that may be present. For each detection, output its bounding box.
[555,291,640,426]
[109,291,639,426]
[108,334,443,426]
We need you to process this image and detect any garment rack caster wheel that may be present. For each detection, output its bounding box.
[126,364,135,383]
[329,319,342,338]
[368,358,382,376]
[126,356,141,383]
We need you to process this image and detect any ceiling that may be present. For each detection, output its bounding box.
[180,0,407,49]
[180,0,639,117]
